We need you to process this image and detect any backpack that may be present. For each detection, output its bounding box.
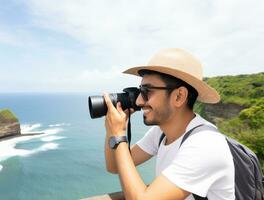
[158,124,264,200]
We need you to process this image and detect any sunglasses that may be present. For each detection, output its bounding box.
[138,85,177,101]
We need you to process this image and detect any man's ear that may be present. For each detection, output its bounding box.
[171,86,188,107]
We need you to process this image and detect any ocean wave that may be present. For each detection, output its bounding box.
[0,165,3,171]
[37,143,58,151]
[41,136,65,142]
[0,123,64,164]
[48,123,71,127]
[0,137,34,162]
[21,124,64,135]
[21,123,42,132]
[0,141,59,162]
[41,128,64,135]
[0,136,60,162]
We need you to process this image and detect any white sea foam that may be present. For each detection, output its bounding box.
[41,136,65,142]
[48,123,71,127]
[0,137,33,162]
[0,123,64,163]
[0,140,60,162]
[0,136,61,162]
[21,123,42,132]
[21,123,63,135]
[0,165,3,171]
[41,128,63,135]
[37,143,58,151]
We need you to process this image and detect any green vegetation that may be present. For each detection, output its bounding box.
[196,72,264,171]
[205,72,264,105]
[0,109,19,123]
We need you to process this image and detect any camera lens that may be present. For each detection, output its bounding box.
[88,87,140,119]
[88,94,118,118]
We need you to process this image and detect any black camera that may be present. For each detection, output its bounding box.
[88,87,141,118]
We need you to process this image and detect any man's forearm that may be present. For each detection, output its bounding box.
[103,94,147,199]
[105,133,118,173]
[114,142,147,200]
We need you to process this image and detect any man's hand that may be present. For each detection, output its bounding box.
[103,94,190,200]
[104,93,128,136]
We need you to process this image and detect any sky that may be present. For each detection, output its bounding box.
[0,0,263,93]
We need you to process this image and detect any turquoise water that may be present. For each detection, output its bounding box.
[0,93,155,200]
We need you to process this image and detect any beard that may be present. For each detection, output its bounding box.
[143,104,173,126]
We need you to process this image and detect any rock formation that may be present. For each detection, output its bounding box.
[203,102,247,124]
[0,109,21,138]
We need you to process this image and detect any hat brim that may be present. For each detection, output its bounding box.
[123,66,220,104]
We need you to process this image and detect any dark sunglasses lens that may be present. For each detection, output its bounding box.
[140,86,148,101]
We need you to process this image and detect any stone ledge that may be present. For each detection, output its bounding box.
[81,191,124,200]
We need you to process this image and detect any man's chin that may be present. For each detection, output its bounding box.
[143,116,158,126]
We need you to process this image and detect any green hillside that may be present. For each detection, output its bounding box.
[205,72,264,105]
[0,109,19,123]
[196,72,264,171]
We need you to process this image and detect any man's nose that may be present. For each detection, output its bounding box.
[136,93,145,107]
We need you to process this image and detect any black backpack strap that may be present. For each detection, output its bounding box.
[193,194,208,200]
[158,133,165,147]
[262,176,264,199]
[158,124,207,147]
[158,124,217,200]
[179,124,205,147]
[180,124,209,200]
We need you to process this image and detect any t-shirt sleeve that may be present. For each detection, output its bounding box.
[162,131,233,197]
[136,126,162,156]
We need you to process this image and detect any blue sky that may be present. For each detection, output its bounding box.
[0,0,263,93]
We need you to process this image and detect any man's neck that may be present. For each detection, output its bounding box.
[160,110,195,145]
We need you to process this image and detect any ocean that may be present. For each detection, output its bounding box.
[0,93,155,200]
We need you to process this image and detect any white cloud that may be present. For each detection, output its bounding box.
[25,0,264,66]
[1,0,264,92]
[45,67,141,93]
[0,31,19,46]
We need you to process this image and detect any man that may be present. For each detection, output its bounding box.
[103,48,235,200]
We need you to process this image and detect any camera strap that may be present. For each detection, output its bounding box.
[127,109,131,151]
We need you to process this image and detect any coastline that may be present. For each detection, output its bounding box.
[0,132,45,142]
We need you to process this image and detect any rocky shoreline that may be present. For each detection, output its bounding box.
[0,109,47,143]
[0,109,24,141]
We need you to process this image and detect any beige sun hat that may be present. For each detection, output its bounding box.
[123,48,220,104]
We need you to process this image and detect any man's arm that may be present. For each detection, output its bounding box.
[105,135,153,173]
[115,142,190,200]
[104,94,190,200]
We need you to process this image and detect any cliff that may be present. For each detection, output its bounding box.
[198,102,247,124]
[198,72,264,125]
[0,109,21,138]
[195,72,264,170]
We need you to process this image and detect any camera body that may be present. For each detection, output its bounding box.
[88,87,141,118]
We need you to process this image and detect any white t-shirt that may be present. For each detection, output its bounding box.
[136,114,235,200]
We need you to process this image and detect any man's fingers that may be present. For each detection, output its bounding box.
[116,102,123,112]
[103,93,114,111]
[129,108,135,114]
[104,94,126,117]
[124,108,135,115]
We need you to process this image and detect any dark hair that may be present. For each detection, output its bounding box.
[138,69,198,110]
